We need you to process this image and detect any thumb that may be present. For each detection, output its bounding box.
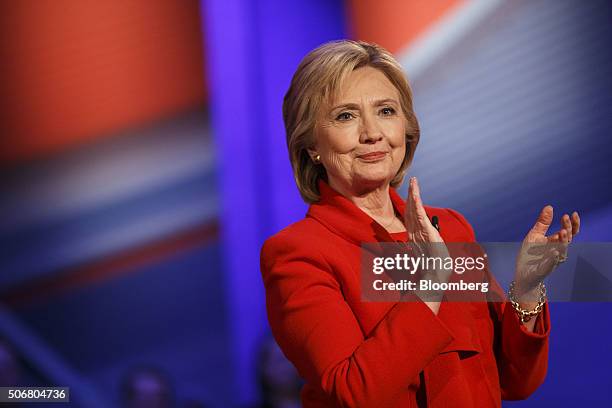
[531,205,554,235]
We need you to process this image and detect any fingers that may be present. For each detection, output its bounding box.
[531,205,554,236]
[547,226,569,245]
[406,177,418,226]
[559,228,570,259]
[559,228,569,244]
[571,211,580,236]
[405,178,417,240]
[409,177,429,225]
[547,211,580,243]
[561,214,573,243]
[405,177,442,243]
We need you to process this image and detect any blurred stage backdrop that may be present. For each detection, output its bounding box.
[0,1,611,407]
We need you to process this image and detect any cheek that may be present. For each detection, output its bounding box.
[382,120,406,148]
[319,127,358,154]
[393,144,406,164]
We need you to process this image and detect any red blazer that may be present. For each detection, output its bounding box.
[260,179,550,408]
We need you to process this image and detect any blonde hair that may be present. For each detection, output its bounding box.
[283,39,420,203]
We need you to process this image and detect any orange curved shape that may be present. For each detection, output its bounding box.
[346,0,465,54]
[0,0,206,166]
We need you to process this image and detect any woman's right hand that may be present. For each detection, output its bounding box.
[404,177,444,244]
[404,177,449,314]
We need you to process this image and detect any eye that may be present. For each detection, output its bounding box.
[380,107,396,116]
[336,111,355,121]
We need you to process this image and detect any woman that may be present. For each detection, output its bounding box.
[260,40,579,408]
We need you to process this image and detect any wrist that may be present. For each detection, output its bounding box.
[512,278,540,300]
[508,280,546,324]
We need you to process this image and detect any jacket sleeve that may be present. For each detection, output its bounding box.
[260,231,454,408]
[446,208,550,400]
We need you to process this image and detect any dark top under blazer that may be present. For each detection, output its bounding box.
[260,179,550,408]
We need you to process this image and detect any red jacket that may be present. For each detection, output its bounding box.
[260,179,550,407]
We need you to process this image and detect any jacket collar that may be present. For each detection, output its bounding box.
[307,179,406,245]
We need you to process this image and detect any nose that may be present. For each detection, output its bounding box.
[359,112,383,144]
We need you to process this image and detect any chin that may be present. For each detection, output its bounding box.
[354,172,394,189]
[357,163,396,180]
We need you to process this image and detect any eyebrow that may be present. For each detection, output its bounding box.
[330,98,399,111]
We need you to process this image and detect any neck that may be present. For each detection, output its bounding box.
[328,178,404,232]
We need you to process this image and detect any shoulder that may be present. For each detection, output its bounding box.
[423,206,476,242]
[260,217,340,290]
[260,217,331,267]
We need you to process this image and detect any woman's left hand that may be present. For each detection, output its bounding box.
[514,206,580,304]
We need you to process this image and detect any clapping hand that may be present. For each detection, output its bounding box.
[514,205,580,304]
[404,177,450,309]
[404,177,444,244]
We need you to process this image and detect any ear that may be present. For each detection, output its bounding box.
[306,148,318,160]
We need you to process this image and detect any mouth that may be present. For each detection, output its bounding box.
[357,151,388,162]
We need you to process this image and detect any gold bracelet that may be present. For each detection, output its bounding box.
[508,280,546,324]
